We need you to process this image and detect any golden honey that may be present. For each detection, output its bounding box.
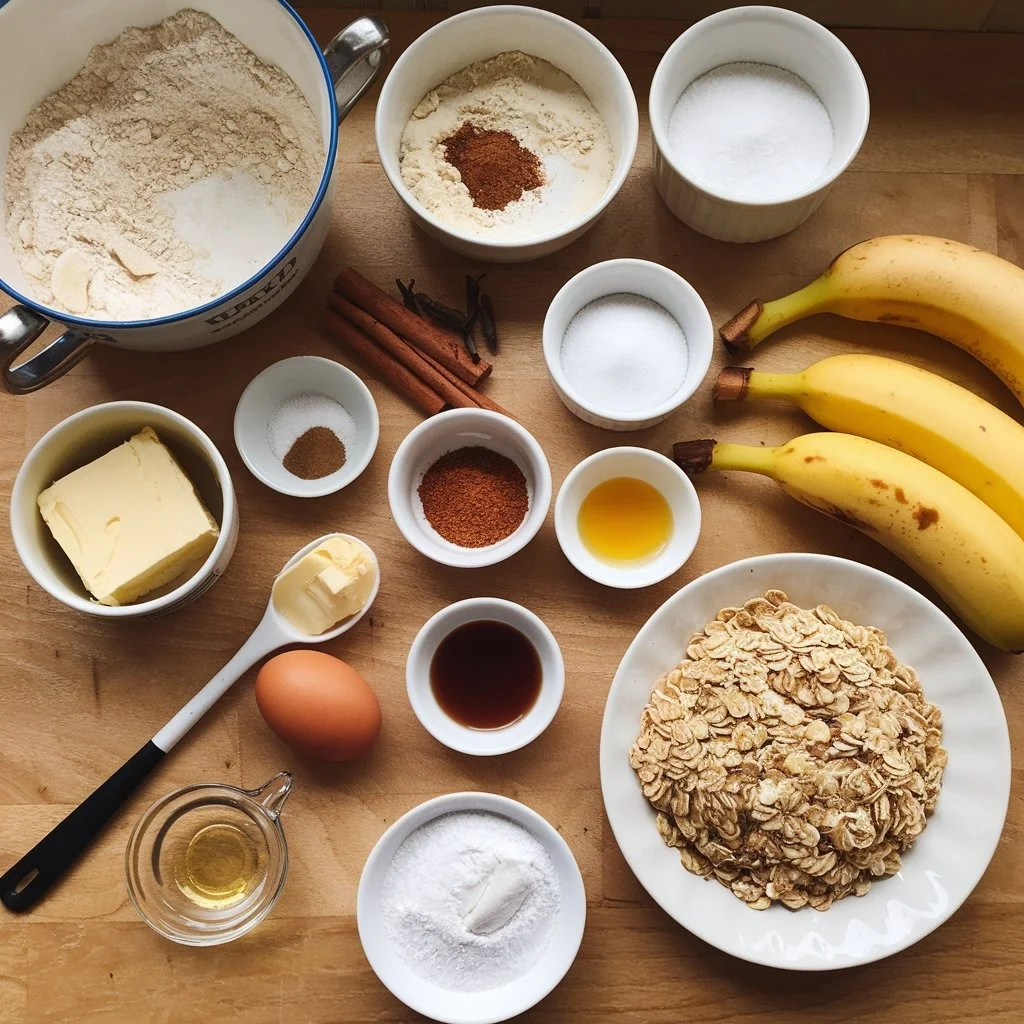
[174,823,265,910]
[577,477,673,563]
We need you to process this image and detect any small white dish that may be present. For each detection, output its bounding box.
[542,259,713,431]
[10,401,238,619]
[233,355,379,498]
[600,553,1011,971]
[357,791,587,1023]
[387,409,552,569]
[649,5,870,242]
[406,597,564,756]
[556,447,700,590]
[374,4,638,262]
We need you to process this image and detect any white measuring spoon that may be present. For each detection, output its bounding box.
[0,533,379,912]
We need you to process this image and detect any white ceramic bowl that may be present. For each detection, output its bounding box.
[649,6,870,242]
[11,401,238,618]
[387,409,551,568]
[555,447,701,589]
[357,791,587,1023]
[406,598,564,755]
[542,259,713,430]
[374,4,639,262]
[233,355,379,497]
[600,553,1011,970]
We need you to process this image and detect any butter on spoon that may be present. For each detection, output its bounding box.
[272,534,377,635]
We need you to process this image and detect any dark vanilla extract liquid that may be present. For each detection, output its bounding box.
[429,620,542,729]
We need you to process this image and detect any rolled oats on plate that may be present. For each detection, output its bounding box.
[629,590,947,911]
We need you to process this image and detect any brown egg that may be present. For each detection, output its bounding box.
[255,650,381,761]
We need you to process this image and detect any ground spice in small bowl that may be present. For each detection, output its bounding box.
[418,446,529,547]
[283,426,346,480]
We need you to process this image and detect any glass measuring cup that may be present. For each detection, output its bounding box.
[125,772,292,946]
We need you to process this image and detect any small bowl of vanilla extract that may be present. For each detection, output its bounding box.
[405,598,565,756]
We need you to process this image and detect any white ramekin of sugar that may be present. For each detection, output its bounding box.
[542,259,713,432]
[649,6,869,243]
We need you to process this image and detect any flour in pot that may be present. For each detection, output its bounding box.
[3,9,323,321]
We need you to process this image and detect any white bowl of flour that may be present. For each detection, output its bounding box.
[0,0,388,393]
[374,5,639,262]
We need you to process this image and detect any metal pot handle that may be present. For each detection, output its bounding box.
[0,306,96,395]
[323,16,389,122]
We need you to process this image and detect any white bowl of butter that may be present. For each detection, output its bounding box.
[11,401,237,618]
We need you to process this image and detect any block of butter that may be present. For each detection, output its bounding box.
[272,535,376,635]
[37,426,220,606]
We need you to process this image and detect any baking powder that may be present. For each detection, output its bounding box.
[4,9,322,320]
[399,51,614,241]
[667,62,834,201]
[380,810,560,992]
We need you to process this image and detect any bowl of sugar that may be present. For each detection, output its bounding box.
[542,258,713,431]
[649,5,869,242]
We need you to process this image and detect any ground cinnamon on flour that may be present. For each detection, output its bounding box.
[442,123,543,211]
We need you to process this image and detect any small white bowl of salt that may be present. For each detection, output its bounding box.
[233,355,379,497]
[357,791,586,1024]
[542,258,713,431]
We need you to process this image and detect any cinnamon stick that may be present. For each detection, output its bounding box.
[334,267,491,385]
[327,292,478,412]
[321,310,445,416]
[415,347,515,419]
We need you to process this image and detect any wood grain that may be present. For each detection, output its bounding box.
[1,11,1023,1023]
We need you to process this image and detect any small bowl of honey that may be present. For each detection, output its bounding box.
[125,772,292,946]
[555,447,701,589]
[406,597,565,756]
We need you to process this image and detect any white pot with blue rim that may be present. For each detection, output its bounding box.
[0,0,388,393]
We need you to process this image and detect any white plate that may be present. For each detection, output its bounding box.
[599,552,1010,971]
[357,792,587,1023]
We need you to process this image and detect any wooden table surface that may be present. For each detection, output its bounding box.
[3,10,1024,1023]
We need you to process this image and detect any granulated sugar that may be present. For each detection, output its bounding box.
[559,294,688,415]
[380,810,560,992]
[667,62,833,201]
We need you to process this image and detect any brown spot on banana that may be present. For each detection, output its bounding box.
[869,479,889,489]
[913,506,940,530]
[894,488,908,504]
[804,455,825,463]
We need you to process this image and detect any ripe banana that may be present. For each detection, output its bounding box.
[672,432,1024,651]
[714,354,1024,540]
[719,235,1024,404]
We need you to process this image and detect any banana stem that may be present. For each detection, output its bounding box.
[714,367,799,402]
[673,439,778,478]
[708,442,778,477]
[720,278,833,351]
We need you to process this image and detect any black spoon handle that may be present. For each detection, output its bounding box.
[0,740,165,912]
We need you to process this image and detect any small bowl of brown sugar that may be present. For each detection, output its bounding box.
[388,409,552,567]
[234,356,379,498]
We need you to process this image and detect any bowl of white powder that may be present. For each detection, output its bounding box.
[357,792,586,1023]
[542,259,713,431]
[0,1,388,393]
[374,5,638,262]
[649,5,869,243]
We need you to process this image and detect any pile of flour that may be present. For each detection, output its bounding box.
[399,51,614,241]
[3,9,323,321]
